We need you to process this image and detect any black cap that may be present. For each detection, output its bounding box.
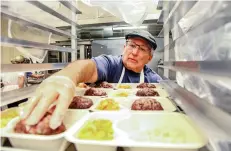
[125,30,157,50]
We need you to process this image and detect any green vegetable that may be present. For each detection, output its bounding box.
[77,119,114,140]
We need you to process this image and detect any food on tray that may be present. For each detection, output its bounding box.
[131,98,163,110]
[77,119,114,140]
[97,82,113,88]
[69,96,93,109]
[1,108,19,128]
[14,106,66,135]
[84,88,107,96]
[132,127,186,143]
[96,99,120,110]
[136,88,159,96]
[118,84,132,89]
[77,83,88,88]
[112,91,129,97]
[137,83,156,88]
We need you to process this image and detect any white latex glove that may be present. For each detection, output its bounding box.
[21,76,75,129]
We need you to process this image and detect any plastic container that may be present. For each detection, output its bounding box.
[1,107,20,129]
[65,112,127,151]
[68,96,100,110]
[19,96,99,111]
[66,112,206,151]
[113,83,163,89]
[90,98,128,112]
[114,112,207,151]
[75,88,113,97]
[108,89,169,97]
[90,97,176,112]
[1,107,20,146]
[108,89,133,97]
[2,110,89,151]
[120,97,176,112]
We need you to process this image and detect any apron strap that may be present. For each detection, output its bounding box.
[117,66,144,88]
[139,69,144,83]
[116,67,125,88]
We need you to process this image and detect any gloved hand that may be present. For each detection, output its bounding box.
[21,76,76,129]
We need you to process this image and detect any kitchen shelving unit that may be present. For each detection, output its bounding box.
[157,1,231,151]
[1,0,79,116]
[1,1,231,151]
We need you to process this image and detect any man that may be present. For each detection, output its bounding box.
[22,30,162,129]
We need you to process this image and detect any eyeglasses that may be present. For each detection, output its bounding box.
[126,40,151,53]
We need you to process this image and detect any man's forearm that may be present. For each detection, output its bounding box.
[18,76,25,88]
[53,60,97,85]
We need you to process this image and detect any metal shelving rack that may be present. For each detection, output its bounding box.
[157,1,231,151]
[1,0,80,109]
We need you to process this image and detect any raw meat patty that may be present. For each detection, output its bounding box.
[84,88,107,96]
[137,83,156,88]
[136,88,159,96]
[69,96,93,109]
[14,106,66,135]
[98,82,113,88]
[131,98,163,110]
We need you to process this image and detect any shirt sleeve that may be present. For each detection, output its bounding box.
[147,69,163,83]
[91,55,118,82]
[155,74,163,82]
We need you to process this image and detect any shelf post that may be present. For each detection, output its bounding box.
[71,0,77,62]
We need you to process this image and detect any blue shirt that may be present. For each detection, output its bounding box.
[92,55,162,83]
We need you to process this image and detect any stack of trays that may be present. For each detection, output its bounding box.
[1,83,207,151]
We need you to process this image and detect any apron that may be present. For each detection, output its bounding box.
[116,66,144,88]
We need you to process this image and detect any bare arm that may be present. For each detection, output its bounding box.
[30,74,44,79]
[53,59,98,85]
[18,76,25,88]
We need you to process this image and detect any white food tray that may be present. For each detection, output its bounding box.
[76,83,163,89]
[65,111,125,151]
[90,98,128,112]
[1,107,20,146]
[76,87,168,98]
[1,110,89,151]
[68,96,101,110]
[18,96,100,111]
[65,112,207,151]
[113,83,163,89]
[75,88,114,97]
[89,97,176,112]
[120,97,177,112]
[108,89,169,97]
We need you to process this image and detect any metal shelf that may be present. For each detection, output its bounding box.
[161,80,231,143]
[1,146,37,151]
[157,28,164,38]
[1,63,68,73]
[1,85,38,107]
[1,36,75,52]
[157,10,164,24]
[157,1,197,37]
[59,0,82,14]
[159,60,231,83]
[0,8,76,39]
[156,0,163,10]
[27,0,79,27]
[161,3,231,51]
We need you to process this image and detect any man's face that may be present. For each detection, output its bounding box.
[122,37,153,73]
